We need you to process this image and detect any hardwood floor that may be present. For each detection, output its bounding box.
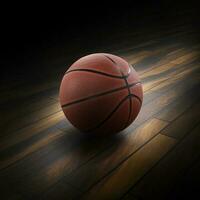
[0,14,200,200]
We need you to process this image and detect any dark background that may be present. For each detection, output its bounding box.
[1,0,199,80]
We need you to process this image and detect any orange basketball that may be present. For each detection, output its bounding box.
[59,53,143,135]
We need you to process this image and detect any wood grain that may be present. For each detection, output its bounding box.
[154,84,200,121]
[0,111,65,152]
[130,123,200,200]
[81,134,177,200]
[41,181,81,200]
[160,101,200,139]
[65,118,168,192]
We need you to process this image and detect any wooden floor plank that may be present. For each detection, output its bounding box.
[0,130,83,198]
[154,84,200,122]
[0,111,65,152]
[65,118,168,192]
[1,102,61,137]
[146,61,200,94]
[130,123,200,200]
[0,118,167,199]
[124,39,192,67]
[40,181,81,200]
[0,128,66,170]
[160,101,200,139]
[134,72,200,126]
[170,50,200,64]
[133,44,179,74]
[142,63,200,105]
[125,51,152,65]
[0,94,57,126]
[141,60,198,92]
[81,134,176,200]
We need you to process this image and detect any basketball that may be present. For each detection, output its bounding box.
[59,53,143,135]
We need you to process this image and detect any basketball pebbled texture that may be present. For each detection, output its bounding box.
[59,53,143,135]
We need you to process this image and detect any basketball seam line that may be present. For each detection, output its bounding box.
[65,68,131,79]
[84,94,141,133]
[61,82,141,108]
[103,54,117,65]
[128,65,142,103]
[123,71,133,128]
[103,56,139,129]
